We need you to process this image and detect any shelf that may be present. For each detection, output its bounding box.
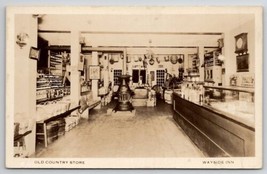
[36,96,63,104]
[81,90,90,95]
[184,74,200,77]
[38,105,81,124]
[48,67,62,70]
[204,80,215,83]
[37,85,64,90]
[36,87,51,90]
[203,85,254,94]
[184,81,204,84]
[14,130,32,141]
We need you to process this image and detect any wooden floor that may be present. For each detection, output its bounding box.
[35,99,204,158]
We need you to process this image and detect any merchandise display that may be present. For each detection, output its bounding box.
[203,85,254,127]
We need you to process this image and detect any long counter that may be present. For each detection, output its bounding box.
[172,92,255,157]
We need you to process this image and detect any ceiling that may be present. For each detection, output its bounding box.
[37,13,254,48]
[38,14,254,33]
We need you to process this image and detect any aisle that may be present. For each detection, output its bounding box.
[35,100,204,158]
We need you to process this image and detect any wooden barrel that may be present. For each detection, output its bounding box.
[36,121,59,145]
[164,90,173,104]
[55,118,66,137]
[45,121,59,144]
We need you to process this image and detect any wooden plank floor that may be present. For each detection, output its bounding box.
[35,100,204,158]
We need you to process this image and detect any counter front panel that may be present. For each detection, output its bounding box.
[172,93,255,157]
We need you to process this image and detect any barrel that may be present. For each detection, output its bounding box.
[46,121,59,144]
[55,118,66,137]
[36,121,59,145]
[164,90,173,104]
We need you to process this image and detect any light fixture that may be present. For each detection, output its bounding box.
[218,53,225,63]
[79,37,85,45]
[16,32,29,49]
[32,14,45,18]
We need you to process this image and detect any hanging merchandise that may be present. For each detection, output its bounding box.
[164,56,169,62]
[113,54,119,62]
[127,55,131,63]
[170,55,177,64]
[149,58,155,65]
[109,56,114,64]
[178,54,184,64]
[134,55,139,62]
[156,57,160,63]
[143,59,148,68]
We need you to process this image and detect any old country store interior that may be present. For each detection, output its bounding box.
[13,12,256,158]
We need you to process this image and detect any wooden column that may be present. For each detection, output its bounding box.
[12,15,38,157]
[91,51,99,101]
[198,46,205,82]
[123,49,127,74]
[70,30,81,106]
[103,54,109,88]
[223,31,231,86]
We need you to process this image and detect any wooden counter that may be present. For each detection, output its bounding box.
[36,106,80,147]
[172,93,255,157]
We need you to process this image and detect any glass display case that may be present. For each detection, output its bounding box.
[173,84,255,157]
[203,85,254,126]
[180,81,205,103]
[178,81,255,127]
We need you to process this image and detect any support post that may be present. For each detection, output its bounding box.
[91,51,99,101]
[70,30,81,106]
[198,46,205,82]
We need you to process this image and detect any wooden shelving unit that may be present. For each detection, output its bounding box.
[204,50,222,86]
[49,51,63,76]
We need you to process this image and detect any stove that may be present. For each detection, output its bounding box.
[113,75,134,112]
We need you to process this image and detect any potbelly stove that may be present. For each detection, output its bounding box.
[113,75,135,112]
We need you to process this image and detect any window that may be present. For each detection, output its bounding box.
[156,70,165,86]
[132,69,146,84]
[132,70,139,83]
[113,69,122,86]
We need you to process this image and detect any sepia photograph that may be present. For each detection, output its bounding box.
[5,6,263,168]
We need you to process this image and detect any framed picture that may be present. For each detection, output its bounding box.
[89,65,100,80]
[237,54,249,72]
[29,47,40,60]
[78,54,85,71]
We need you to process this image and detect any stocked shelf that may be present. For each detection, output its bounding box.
[36,96,63,104]
[49,51,63,76]
[36,73,70,104]
[204,50,222,86]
